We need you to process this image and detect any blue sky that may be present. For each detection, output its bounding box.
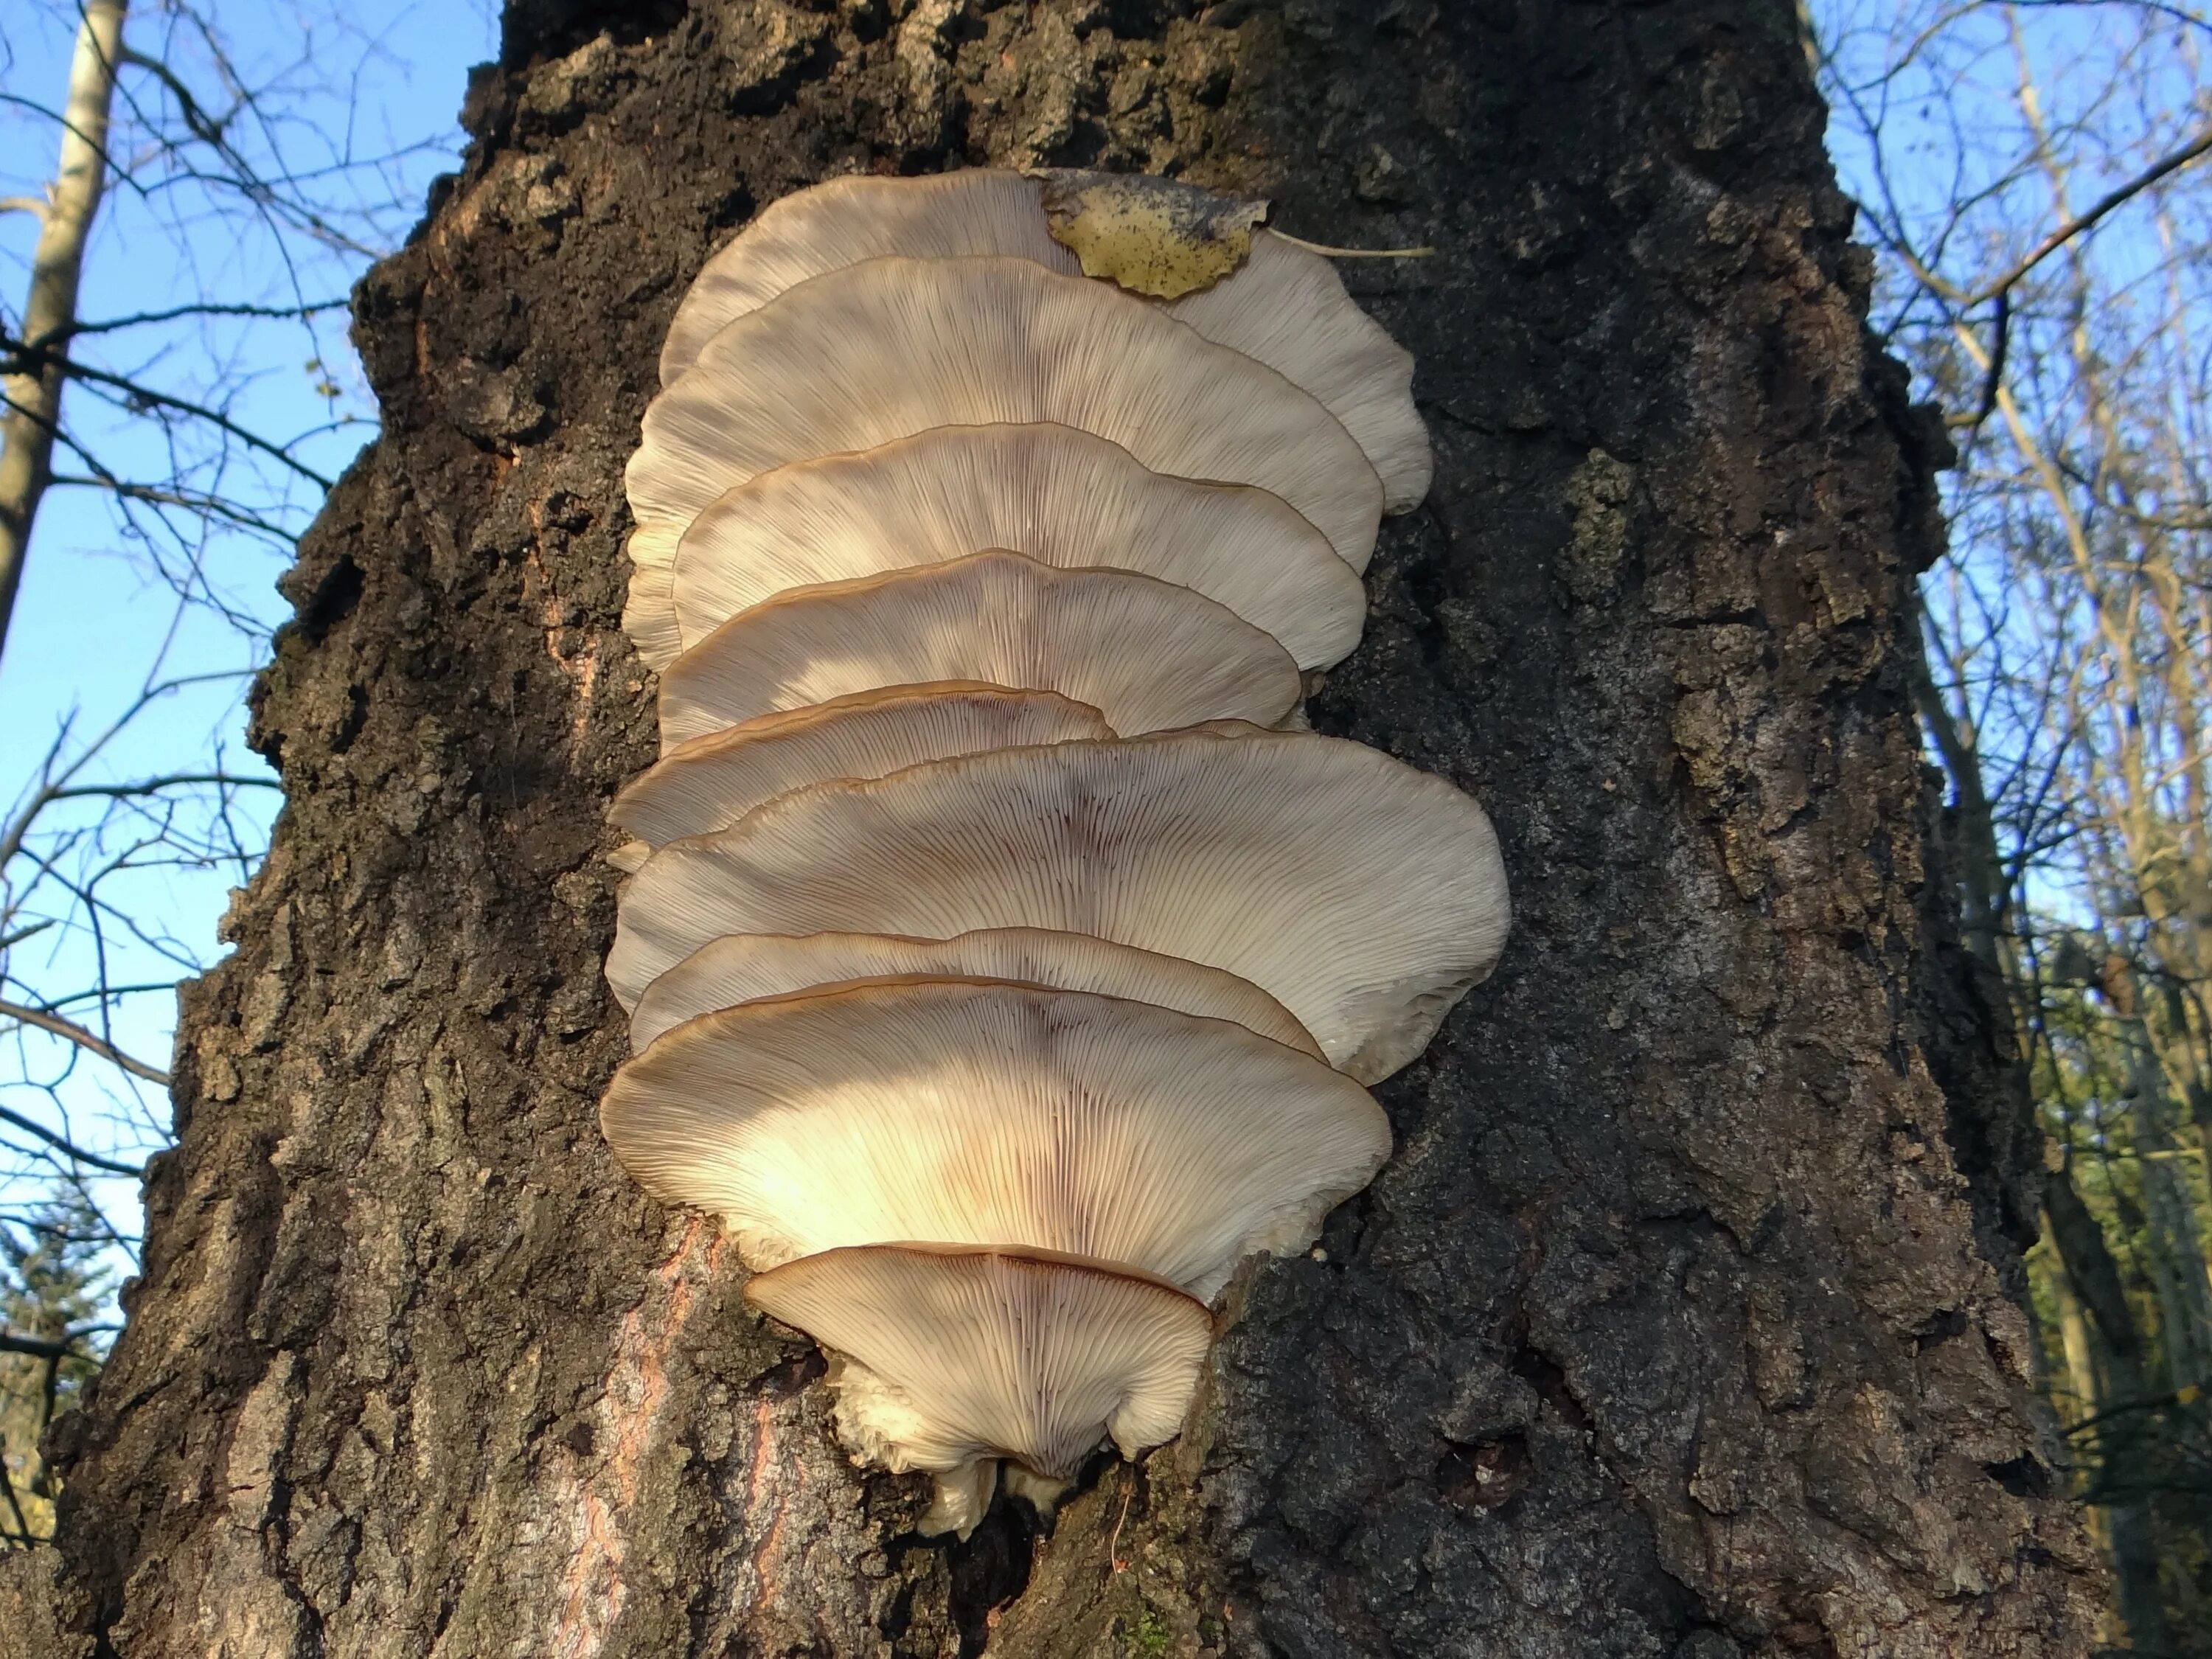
[1,0,495,1250]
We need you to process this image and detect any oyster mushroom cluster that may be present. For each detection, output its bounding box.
[599,171,1510,1540]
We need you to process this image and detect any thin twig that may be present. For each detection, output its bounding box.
[0,1106,152,1178]
[0,998,171,1087]
[1965,123,2212,305]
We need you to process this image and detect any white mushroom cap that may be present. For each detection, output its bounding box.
[606,726,1510,1082]
[611,684,1110,854]
[627,926,1321,1057]
[745,1243,1213,1539]
[653,551,1302,750]
[656,170,1430,511]
[602,978,1386,1295]
[627,422,1364,674]
[625,255,1382,578]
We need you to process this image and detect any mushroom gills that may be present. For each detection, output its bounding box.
[602,977,1387,1297]
[597,170,1500,1533]
[606,725,1509,1083]
[745,1243,1214,1541]
[654,170,1431,512]
[626,925,1321,1057]
[653,551,1302,750]
[611,682,1112,852]
[625,254,1383,581]
[634,421,1365,674]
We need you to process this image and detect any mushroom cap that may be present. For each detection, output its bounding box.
[625,255,1382,577]
[612,684,1111,852]
[657,170,1430,511]
[607,726,1510,1082]
[653,551,1302,750]
[627,926,1321,1057]
[603,978,1387,1297]
[745,1242,1212,1534]
[630,422,1364,673]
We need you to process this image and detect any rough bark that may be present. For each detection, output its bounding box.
[15,1,2104,1655]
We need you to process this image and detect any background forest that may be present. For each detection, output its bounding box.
[1,1,2206,1649]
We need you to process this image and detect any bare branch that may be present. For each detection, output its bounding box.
[0,998,172,1088]
[1966,123,2212,307]
[0,1105,148,1179]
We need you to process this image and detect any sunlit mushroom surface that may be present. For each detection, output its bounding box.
[626,254,1384,577]
[612,684,1112,854]
[597,171,1498,1540]
[655,170,1431,512]
[603,979,1387,1296]
[626,926,1323,1057]
[653,550,1303,748]
[608,726,1509,1082]
[747,1244,1214,1540]
[628,422,1365,672]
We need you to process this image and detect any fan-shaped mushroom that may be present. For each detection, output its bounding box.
[655,170,1430,512]
[623,422,1364,673]
[745,1243,1212,1540]
[603,978,1385,1296]
[606,726,1509,1083]
[625,255,1382,580]
[653,551,1301,749]
[595,168,1493,1537]
[627,926,1320,1057]
[611,684,1110,858]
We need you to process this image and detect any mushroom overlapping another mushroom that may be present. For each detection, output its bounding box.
[640,421,1366,672]
[653,549,1303,748]
[597,170,1506,1540]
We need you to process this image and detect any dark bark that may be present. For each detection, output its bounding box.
[10,1,2102,1655]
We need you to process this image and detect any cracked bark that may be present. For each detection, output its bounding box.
[9,2,2104,1655]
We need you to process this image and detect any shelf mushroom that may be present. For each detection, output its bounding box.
[606,726,1510,1085]
[595,168,1494,1540]
[623,255,1384,604]
[653,169,1431,514]
[652,551,1303,748]
[746,1244,1214,1540]
[624,421,1364,673]
[625,926,1323,1056]
[610,684,1111,862]
[602,978,1388,1295]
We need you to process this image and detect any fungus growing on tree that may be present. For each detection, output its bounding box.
[625,421,1363,672]
[624,254,1384,589]
[610,684,1111,861]
[601,978,1388,1296]
[598,170,1504,1534]
[745,1244,1215,1540]
[652,550,1303,748]
[653,169,1430,512]
[625,926,1322,1056]
[607,726,1508,1082]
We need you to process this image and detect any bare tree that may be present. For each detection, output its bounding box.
[0,0,127,659]
[0,0,468,1545]
[1812,0,2212,1644]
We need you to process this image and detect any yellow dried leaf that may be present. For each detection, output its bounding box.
[1034,170,1270,300]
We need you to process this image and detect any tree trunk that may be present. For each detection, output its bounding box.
[14,1,2106,1654]
[2045,1166,2174,1655]
[0,0,127,665]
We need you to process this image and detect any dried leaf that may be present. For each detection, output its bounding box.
[1034,170,1270,300]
